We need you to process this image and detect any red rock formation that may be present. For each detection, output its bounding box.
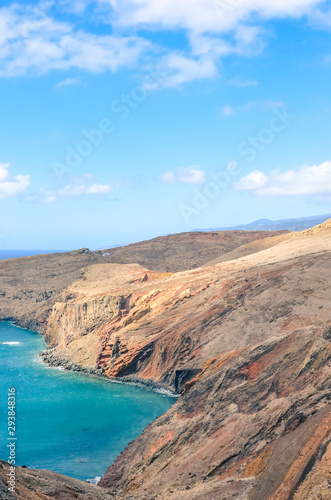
[96,222,331,498]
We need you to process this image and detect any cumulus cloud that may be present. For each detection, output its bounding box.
[0,3,150,77]
[160,166,206,185]
[107,0,324,34]
[0,163,30,199]
[157,54,218,88]
[0,0,327,85]
[234,161,331,196]
[34,175,114,203]
[97,0,328,89]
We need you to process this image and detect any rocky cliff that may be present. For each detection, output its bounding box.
[40,223,331,392]
[1,223,330,499]
[0,230,281,331]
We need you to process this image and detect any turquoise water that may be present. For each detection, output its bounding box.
[0,321,176,482]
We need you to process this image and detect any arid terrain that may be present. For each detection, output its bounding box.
[0,230,283,332]
[0,223,330,499]
[101,230,288,272]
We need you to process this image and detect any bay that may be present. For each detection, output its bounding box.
[0,321,175,482]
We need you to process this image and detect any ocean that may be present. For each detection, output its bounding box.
[0,321,175,482]
[0,250,65,260]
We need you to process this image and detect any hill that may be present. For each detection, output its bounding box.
[101,230,286,272]
[196,213,331,232]
[0,230,285,330]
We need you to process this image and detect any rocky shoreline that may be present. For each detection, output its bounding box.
[39,348,179,397]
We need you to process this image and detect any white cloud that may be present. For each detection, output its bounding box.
[160,171,175,184]
[222,104,234,116]
[235,161,331,196]
[58,0,94,15]
[308,3,331,29]
[160,166,206,185]
[157,53,218,88]
[221,100,285,116]
[235,170,268,191]
[106,0,325,34]
[59,182,111,196]
[55,77,82,88]
[36,175,115,202]
[0,163,30,199]
[43,194,58,203]
[0,3,150,77]
[0,0,327,85]
[0,164,10,182]
[99,0,326,88]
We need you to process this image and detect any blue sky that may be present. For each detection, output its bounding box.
[1,0,331,249]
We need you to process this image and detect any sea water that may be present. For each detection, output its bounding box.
[0,250,65,260]
[0,321,176,482]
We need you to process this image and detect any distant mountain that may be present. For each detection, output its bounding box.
[194,213,331,233]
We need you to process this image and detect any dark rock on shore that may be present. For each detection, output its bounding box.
[0,460,116,499]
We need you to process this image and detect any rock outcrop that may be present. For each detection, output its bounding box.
[0,460,115,499]
[99,325,330,499]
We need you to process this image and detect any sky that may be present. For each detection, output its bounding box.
[0,0,331,250]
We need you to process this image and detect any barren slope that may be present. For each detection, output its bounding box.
[41,221,331,391]
[97,221,331,499]
[102,230,287,272]
[0,249,110,330]
[0,231,284,332]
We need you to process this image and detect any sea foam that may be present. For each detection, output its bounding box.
[86,476,101,485]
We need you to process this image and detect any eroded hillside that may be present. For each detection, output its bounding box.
[0,230,283,331]
[0,223,330,499]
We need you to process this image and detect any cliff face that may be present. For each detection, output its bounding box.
[96,225,331,499]
[0,231,281,330]
[99,325,330,499]
[42,223,331,394]
[1,223,331,499]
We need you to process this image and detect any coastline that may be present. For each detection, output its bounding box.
[3,318,180,397]
[1,319,177,489]
[39,348,180,397]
